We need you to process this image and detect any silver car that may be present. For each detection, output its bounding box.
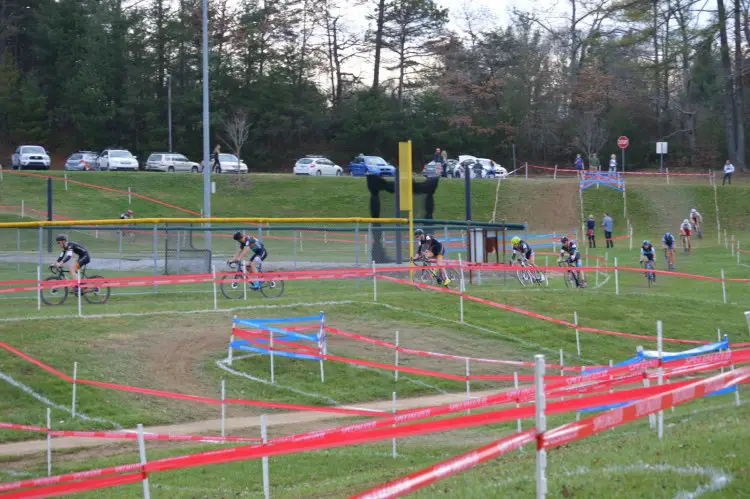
[98,149,139,171]
[64,151,99,171]
[200,153,248,173]
[146,153,200,173]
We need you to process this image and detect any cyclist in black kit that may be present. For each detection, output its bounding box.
[229,232,268,289]
[53,235,90,292]
[414,228,450,286]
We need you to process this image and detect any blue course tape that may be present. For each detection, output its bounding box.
[639,340,728,361]
[706,385,737,397]
[578,401,631,413]
[234,344,321,361]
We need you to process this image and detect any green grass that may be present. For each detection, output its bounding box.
[0,172,749,496]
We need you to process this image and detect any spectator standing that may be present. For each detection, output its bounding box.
[723,160,735,185]
[440,149,448,177]
[589,153,600,172]
[586,215,596,248]
[433,148,444,176]
[609,154,617,173]
[602,212,614,248]
[212,144,222,173]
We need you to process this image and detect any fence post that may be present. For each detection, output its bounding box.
[37,265,42,311]
[269,329,275,384]
[559,349,564,377]
[657,321,664,440]
[77,272,82,318]
[731,235,735,256]
[128,187,132,204]
[227,335,234,366]
[738,241,741,265]
[152,224,158,293]
[745,311,750,334]
[721,269,727,304]
[573,312,581,357]
[372,260,377,302]
[137,424,150,499]
[293,231,298,270]
[443,225,449,257]
[212,265,218,310]
[513,371,522,434]
[629,224,633,251]
[458,254,465,323]
[727,335,741,406]
[394,330,399,382]
[525,162,528,180]
[391,391,398,458]
[553,165,557,180]
[355,222,360,266]
[261,415,270,499]
[595,260,599,288]
[21,199,25,218]
[535,354,547,499]
[46,407,52,476]
[118,229,123,272]
[221,379,226,437]
[71,361,78,418]
[465,358,471,408]
[724,229,728,249]
[666,167,670,184]
[614,257,619,295]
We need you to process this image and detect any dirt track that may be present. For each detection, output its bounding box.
[0,389,499,457]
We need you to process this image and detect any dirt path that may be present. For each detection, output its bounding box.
[0,388,500,457]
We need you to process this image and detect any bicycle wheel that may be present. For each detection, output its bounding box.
[532,267,549,288]
[416,268,434,289]
[260,279,284,298]
[82,275,110,304]
[444,268,459,286]
[40,277,68,306]
[220,274,246,299]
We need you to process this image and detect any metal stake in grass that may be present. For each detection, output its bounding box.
[71,361,78,418]
[657,321,664,440]
[458,254,465,323]
[261,415,270,499]
[465,358,471,413]
[534,355,547,499]
[212,265,218,310]
[391,391,398,458]
[269,328,275,384]
[36,265,41,311]
[394,330,399,382]
[77,272,82,318]
[318,311,326,383]
[137,423,151,499]
[46,407,52,476]
[614,257,619,295]
[513,371,522,434]
[745,311,750,335]
[372,260,377,303]
[221,379,226,437]
[574,312,581,357]
[721,269,727,304]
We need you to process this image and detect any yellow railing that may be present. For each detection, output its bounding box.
[0,217,408,229]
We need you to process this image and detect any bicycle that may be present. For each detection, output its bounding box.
[692,222,703,239]
[220,262,284,299]
[558,260,582,288]
[680,234,691,254]
[412,257,458,288]
[41,266,111,306]
[512,258,548,288]
[641,259,656,287]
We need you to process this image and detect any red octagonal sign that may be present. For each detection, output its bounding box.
[617,136,629,149]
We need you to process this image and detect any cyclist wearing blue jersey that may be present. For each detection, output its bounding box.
[229,232,268,289]
[559,236,585,287]
[662,232,675,271]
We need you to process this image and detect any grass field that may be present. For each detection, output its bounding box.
[0,170,749,497]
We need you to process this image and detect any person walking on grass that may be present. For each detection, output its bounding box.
[575,154,584,178]
[723,160,735,185]
[587,215,596,248]
[212,144,222,173]
[602,212,614,248]
[589,153,600,172]
[609,154,617,173]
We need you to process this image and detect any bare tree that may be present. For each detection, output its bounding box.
[572,111,608,158]
[222,111,251,162]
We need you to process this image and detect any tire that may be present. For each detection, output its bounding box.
[516,268,529,286]
[192,166,198,173]
[532,267,549,287]
[82,275,110,304]
[220,274,246,299]
[260,279,284,298]
[416,268,433,289]
[168,166,175,172]
[41,277,68,306]
[445,267,459,284]
[315,170,322,176]
[336,170,342,176]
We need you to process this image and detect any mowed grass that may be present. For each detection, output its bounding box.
[0,172,749,496]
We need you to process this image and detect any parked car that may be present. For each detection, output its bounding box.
[98,149,139,171]
[64,151,99,171]
[347,155,396,176]
[11,145,51,170]
[200,153,248,173]
[293,156,343,176]
[455,155,508,178]
[146,153,200,173]
[421,161,444,177]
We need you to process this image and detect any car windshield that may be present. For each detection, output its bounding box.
[110,151,133,158]
[68,154,81,160]
[22,146,45,154]
[219,154,238,162]
[298,159,314,164]
[364,156,387,166]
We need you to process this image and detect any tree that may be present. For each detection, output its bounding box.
[222,111,252,162]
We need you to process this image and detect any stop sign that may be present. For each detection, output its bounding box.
[618,136,630,149]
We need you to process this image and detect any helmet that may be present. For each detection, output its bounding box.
[55,234,68,242]
[511,236,521,245]
[561,236,569,244]
[414,229,424,237]
[664,232,673,238]
[683,219,689,224]
[691,208,697,212]
[643,240,650,245]
[232,232,243,241]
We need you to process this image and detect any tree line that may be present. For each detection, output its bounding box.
[0,0,747,171]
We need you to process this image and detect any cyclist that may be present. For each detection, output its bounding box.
[689,208,702,234]
[53,234,90,294]
[510,236,535,265]
[662,232,676,271]
[640,240,656,281]
[680,218,692,252]
[559,236,585,287]
[414,228,450,286]
[229,232,268,289]
[119,209,133,220]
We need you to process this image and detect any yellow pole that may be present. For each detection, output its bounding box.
[399,140,414,279]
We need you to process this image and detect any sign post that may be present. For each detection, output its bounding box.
[656,142,668,173]
[398,141,414,279]
[618,136,629,173]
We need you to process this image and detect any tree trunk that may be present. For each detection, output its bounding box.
[734,0,746,169]
[653,0,662,137]
[717,0,737,163]
[676,3,696,154]
[372,0,386,88]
